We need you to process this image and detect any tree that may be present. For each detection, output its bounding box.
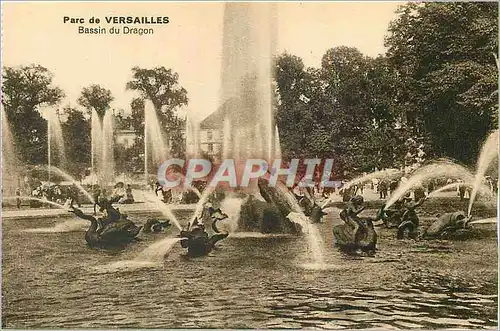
[130,97,145,132]
[274,49,424,177]
[113,109,132,130]
[110,103,144,175]
[2,64,65,164]
[275,54,313,159]
[385,2,498,164]
[320,46,379,175]
[126,66,188,120]
[77,84,114,118]
[126,66,188,161]
[61,107,91,177]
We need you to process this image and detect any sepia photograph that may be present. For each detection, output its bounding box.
[1,1,498,329]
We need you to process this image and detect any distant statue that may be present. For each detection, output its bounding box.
[333,195,380,255]
[143,218,171,233]
[69,205,141,248]
[422,211,472,239]
[179,217,228,257]
[396,196,427,239]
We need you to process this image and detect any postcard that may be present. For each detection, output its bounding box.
[1,1,498,329]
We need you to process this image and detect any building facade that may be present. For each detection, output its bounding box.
[114,129,137,148]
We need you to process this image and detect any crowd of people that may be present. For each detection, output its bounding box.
[12,182,81,209]
[336,176,497,203]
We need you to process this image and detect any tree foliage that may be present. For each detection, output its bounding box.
[61,107,91,178]
[3,3,496,177]
[126,66,188,119]
[385,2,498,164]
[274,2,498,177]
[2,64,64,164]
[275,49,412,177]
[126,66,188,164]
[77,84,114,119]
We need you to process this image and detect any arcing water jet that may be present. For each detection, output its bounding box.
[467,130,499,217]
[385,160,477,210]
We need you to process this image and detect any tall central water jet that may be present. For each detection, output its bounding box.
[219,3,278,163]
[215,5,327,268]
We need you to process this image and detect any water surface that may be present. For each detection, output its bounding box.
[2,212,497,329]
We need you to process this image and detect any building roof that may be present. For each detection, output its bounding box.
[199,108,226,130]
[199,98,235,130]
[199,97,258,130]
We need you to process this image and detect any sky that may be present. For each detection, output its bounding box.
[2,1,404,121]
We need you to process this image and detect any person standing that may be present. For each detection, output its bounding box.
[124,184,134,203]
[378,179,388,199]
[458,181,467,201]
[389,179,398,196]
[413,185,426,202]
[70,184,81,207]
[15,187,22,209]
[427,180,435,194]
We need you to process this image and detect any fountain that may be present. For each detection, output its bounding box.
[90,109,103,186]
[320,168,401,209]
[131,237,182,263]
[427,181,494,199]
[6,196,69,210]
[89,108,115,187]
[218,195,245,233]
[427,182,461,197]
[96,238,182,273]
[222,118,231,160]
[23,218,88,233]
[467,130,499,217]
[211,3,326,267]
[273,179,326,267]
[101,110,115,186]
[188,185,216,227]
[1,105,20,195]
[144,100,168,182]
[96,189,187,273]
[219,3,278,162]
[185,115,200,158]
[139,190,182,231]
[385,131,498,213]
[274,125,282,160]
[46,166,95,203]
[468,217,497,225]
[385,159,479,209]
[41,107,67,176]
